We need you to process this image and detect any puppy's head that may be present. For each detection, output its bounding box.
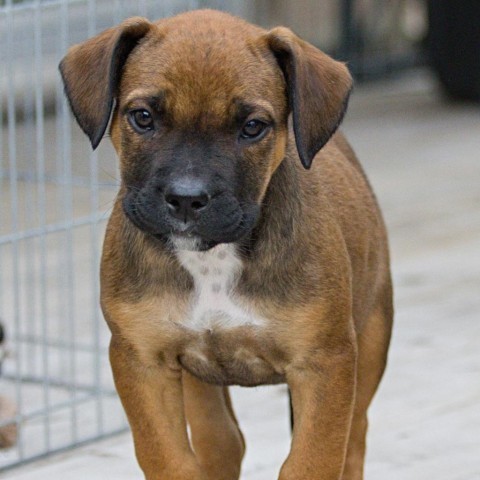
[60,10,352,251]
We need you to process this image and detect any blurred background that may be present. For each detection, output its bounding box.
[1,1,479,479]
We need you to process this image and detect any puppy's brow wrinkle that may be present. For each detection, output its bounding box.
[123,89,168,107]
[234,99,275,124]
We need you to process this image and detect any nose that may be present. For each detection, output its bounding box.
[164,179,210,223]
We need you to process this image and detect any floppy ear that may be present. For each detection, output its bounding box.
[265,27,353,169]
[59,17,152,149]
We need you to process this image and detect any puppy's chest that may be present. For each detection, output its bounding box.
[174,245,284,386]
[175,244,263,331]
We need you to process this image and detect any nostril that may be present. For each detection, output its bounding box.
[165,194,181,210]
[164,191,210,220]
[191,195,209,211]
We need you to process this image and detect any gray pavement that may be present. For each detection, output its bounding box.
[4,69,480,479]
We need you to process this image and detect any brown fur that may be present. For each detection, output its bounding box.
[60,9,392,480]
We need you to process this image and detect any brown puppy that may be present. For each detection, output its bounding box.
[60,9,392,480]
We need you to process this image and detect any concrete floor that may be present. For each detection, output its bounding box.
[3,69,480,479]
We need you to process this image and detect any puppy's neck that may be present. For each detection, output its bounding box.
[242,153,302,256]
[174,243,242,299]
[174,243,263,331]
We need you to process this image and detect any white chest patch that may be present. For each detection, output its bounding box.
[175,242,264,331]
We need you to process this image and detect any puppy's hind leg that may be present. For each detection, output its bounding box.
[342,294,393,480]
[183,372,245,480]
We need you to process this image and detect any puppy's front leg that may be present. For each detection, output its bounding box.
[280,341,357,480]
[183,372,245,480]
[109,337,208,480]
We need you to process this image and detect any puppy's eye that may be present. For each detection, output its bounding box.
[241,119,268,140]
[129,109,154,132]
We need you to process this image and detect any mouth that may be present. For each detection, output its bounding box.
[168,211,252,251]
[122,190,260,251]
